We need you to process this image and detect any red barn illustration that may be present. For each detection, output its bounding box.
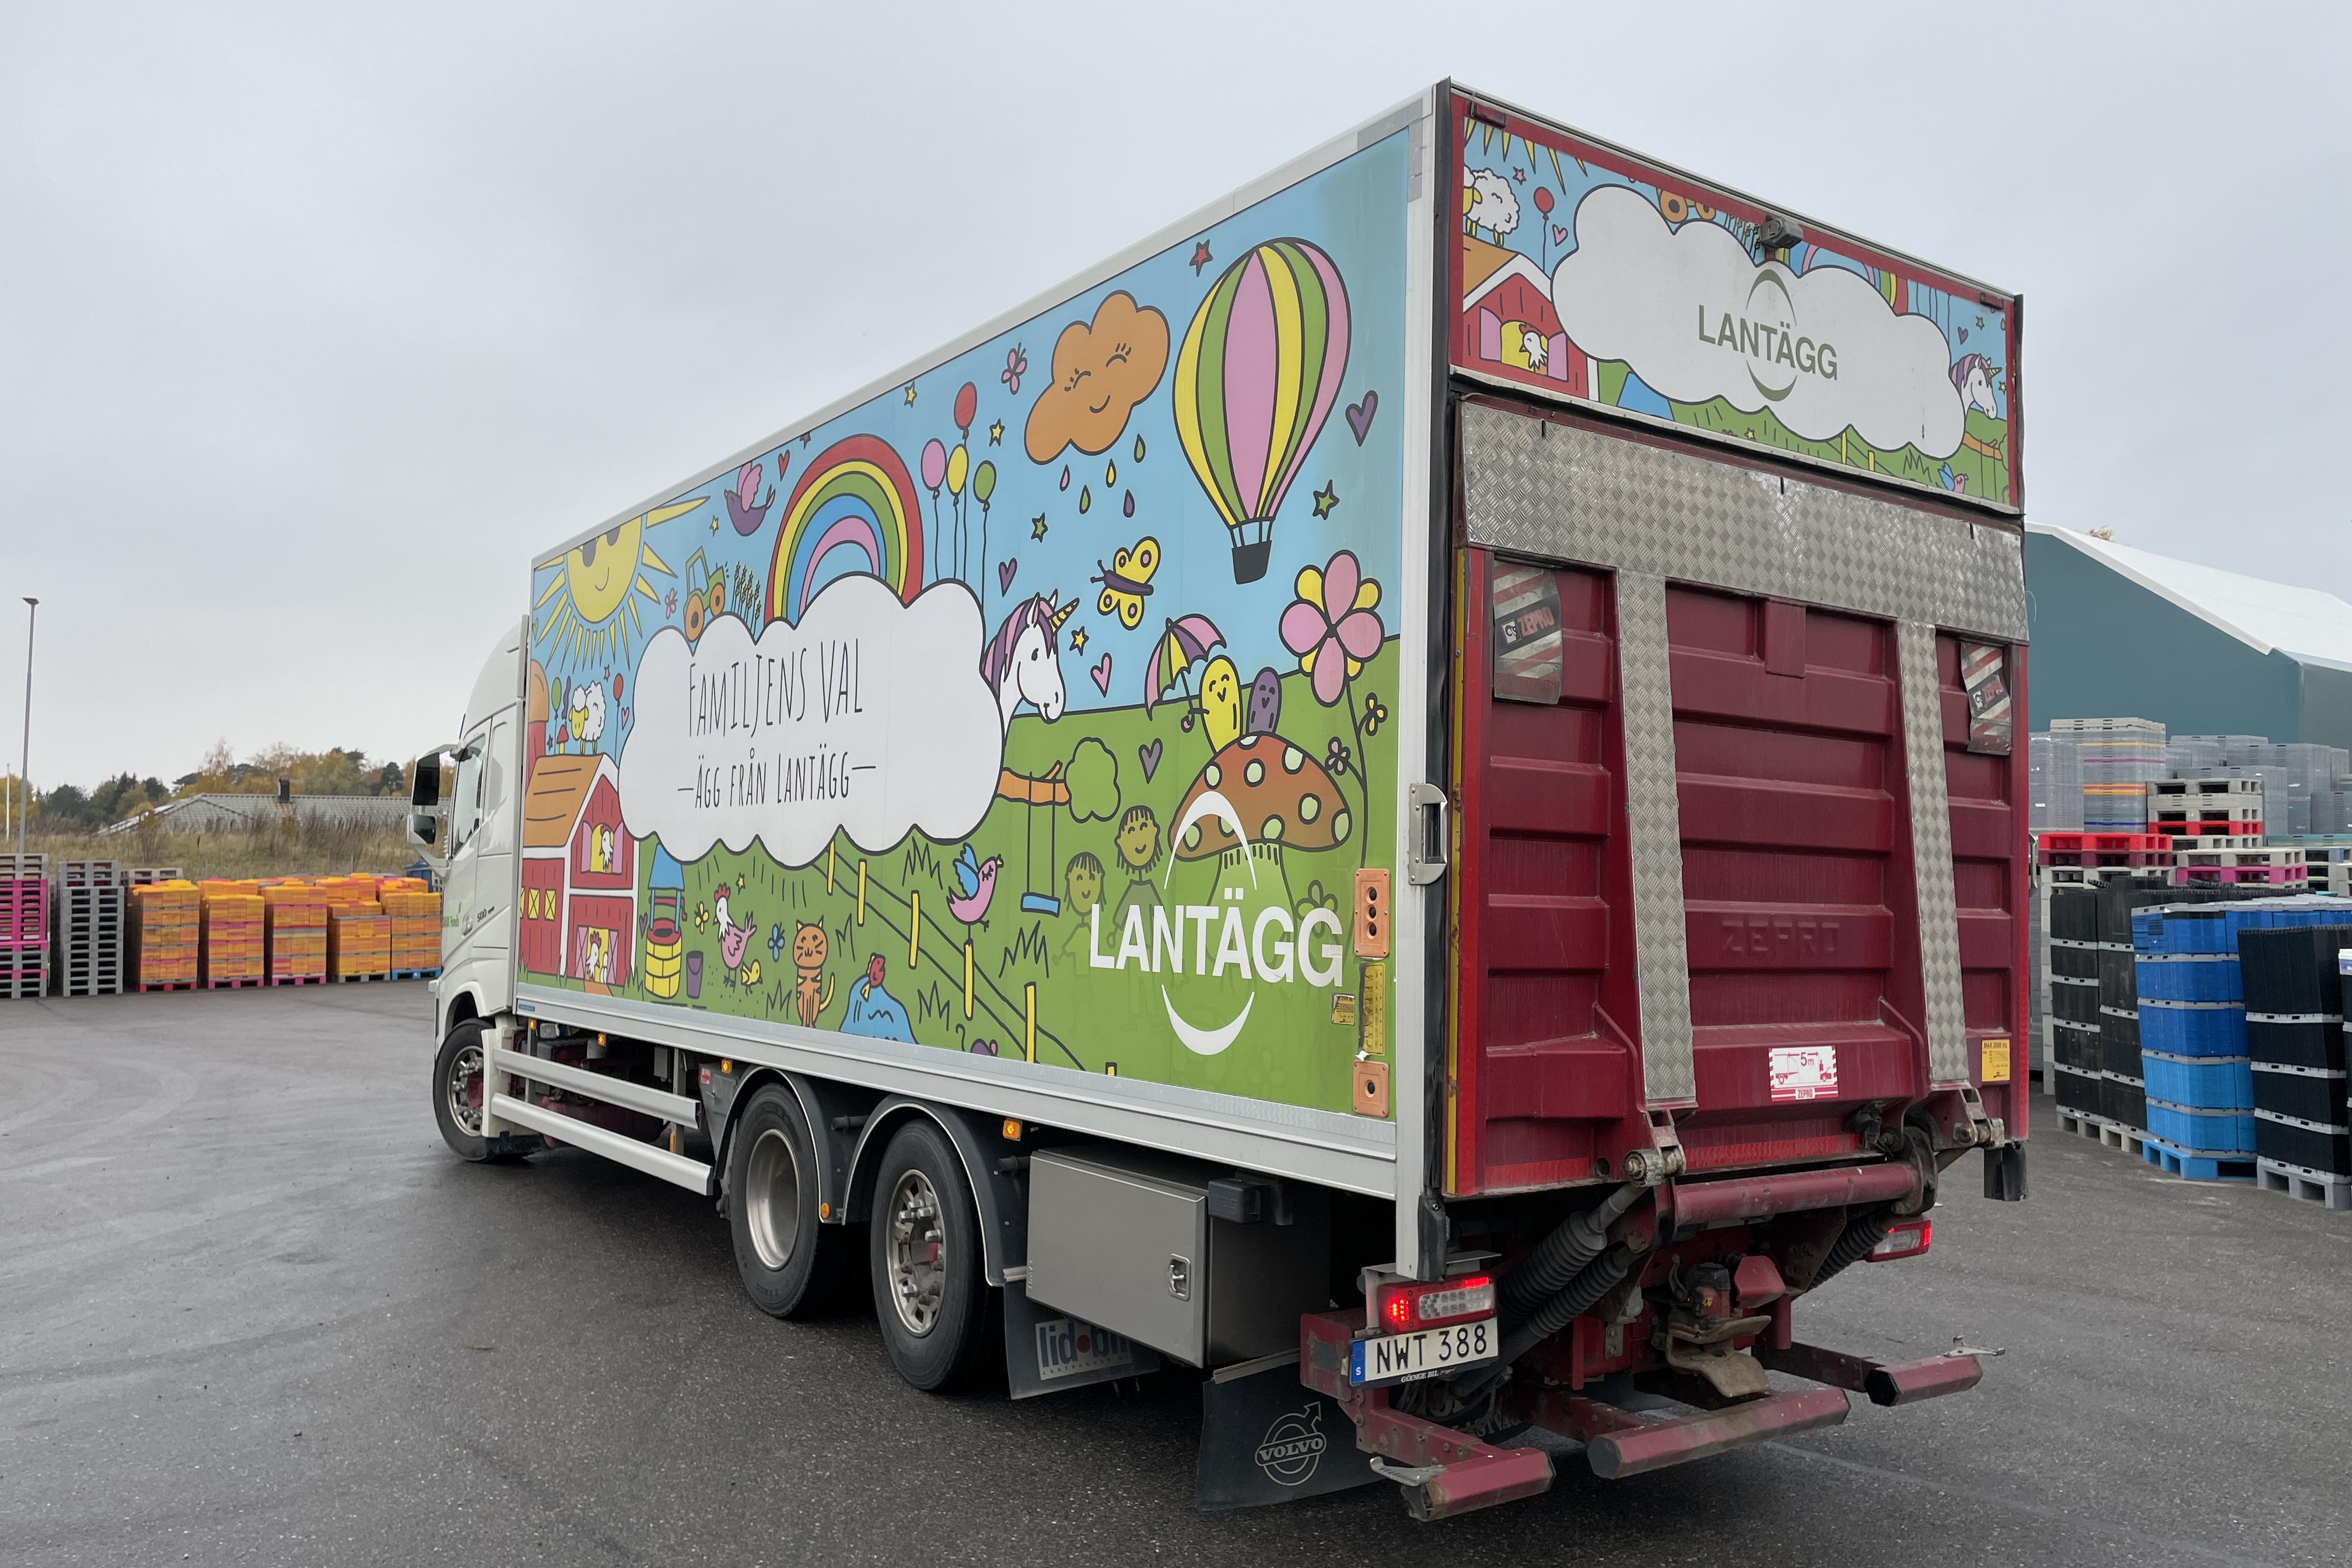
[1460,236,1585,396]
[520,753,636,987]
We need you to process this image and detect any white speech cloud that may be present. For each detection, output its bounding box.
[618,576,1005,866]
[1552,184,1965,459]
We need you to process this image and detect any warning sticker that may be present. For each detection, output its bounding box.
[1767,1045,1839,1102]
[1980,1037,2012,1083]
[1492,565,1563,705]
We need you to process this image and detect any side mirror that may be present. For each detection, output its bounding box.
[410,752,444,808]
[406,811,439,849]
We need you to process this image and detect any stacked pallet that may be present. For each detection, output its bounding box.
[380,886,442,978]
[2239,926,2352,1210]
[1,852,47,1000]
[2132,897,2351,1181]
[2058,716,2166,832]
[51,860,125,996]
[262,884,328,984]
[327,900,391,981]
[129,881,201,991]
[198,883,266,987]
[2149,777,2263,847]
[2038,831,2174,873]
[2178,846,2308,888]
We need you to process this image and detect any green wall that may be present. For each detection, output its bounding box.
[2024,532,2305,742]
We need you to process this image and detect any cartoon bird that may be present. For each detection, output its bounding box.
[949,844,1003,930]
[1199,655,1244,750]
[715,889,755,972]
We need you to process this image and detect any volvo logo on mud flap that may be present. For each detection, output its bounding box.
[1034,1316,1136,1381]
[1254,1405,1328,1486]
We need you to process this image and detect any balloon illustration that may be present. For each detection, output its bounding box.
[972,460,996,505]
[946,442,969,497]
[921,439,948,491]
[1174,237,1352,584]
[953,381,978,433]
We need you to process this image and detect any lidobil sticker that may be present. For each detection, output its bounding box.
[1767,1044,1838,1102]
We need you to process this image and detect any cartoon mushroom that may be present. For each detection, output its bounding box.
[1170,733,1350,877]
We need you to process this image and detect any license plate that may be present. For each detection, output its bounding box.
[1349,1318,1497,1387]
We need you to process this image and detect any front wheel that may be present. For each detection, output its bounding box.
[867,1119,995,1391]
[431,1020,539,1162]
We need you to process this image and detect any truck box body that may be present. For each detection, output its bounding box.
[430,85,2025,1489]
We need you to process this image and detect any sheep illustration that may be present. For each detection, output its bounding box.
[1464,167,1521,243]
[572,681,607,754]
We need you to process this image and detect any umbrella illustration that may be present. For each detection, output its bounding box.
[1144,614,1227,733]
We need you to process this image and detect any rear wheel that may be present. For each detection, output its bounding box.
[868,1119,993,1391]
[727,1084,853,1317]
[432,1020,538,1162]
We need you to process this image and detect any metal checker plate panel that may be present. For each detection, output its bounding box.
[1612,570,1696,1107]
[1896,618,1972,1087]
[1459,405,2027,642]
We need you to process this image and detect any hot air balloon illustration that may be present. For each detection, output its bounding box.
[1174,238,1352,584]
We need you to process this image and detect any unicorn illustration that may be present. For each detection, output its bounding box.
[1950,352,2003,418]
[979,592,1074,733]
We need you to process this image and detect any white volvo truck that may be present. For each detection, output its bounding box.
[411,80,2031,1518]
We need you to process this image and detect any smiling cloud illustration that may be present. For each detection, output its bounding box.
[1024,292,1170,463]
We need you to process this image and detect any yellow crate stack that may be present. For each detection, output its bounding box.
[327,900,391,981]
[381,888,442,977]
[129,881,201,990]
[262,883,329,985]
[199,885,266,986]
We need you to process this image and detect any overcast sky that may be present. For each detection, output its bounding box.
[4,2,2344,788]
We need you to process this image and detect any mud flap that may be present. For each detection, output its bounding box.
[1002,1279,1160,1399]
[1196,1354,1380,1509]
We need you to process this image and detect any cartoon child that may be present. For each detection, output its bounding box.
[1108,804,1163,928]
[1058,850,1106,961]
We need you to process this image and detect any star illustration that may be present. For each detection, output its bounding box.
[1068,625,1088,655]
[1030,513,1048,540]
[1190,240,1212,275]
[989,419,1005,446]
[1311,481,1339,519]
[1512,166,1527,183]
[710,514,719,532]
[800,432,811,446]
[902,384,917,406]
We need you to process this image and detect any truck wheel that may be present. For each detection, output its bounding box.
[432,1020,539,1162]
[868,1119,992,1391]
[727,1084,850,1318]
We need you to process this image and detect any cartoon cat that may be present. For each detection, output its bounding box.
[791,922,834,1028]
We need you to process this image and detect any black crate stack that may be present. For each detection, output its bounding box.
[2095,876,2186,1134]
[2240,926,2352,1210]
[2049,886,2103,1121]
[51,860,125,997]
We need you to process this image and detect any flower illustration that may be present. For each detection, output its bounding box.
[1294,879,1339,923]
[1325,738,1352,778]
[1362,692,1388,735]
[1001,344,1027,396]
[664,587,678,618]
[692,902,712,932]
[1280,549,1384,706]
[768,923,786,961]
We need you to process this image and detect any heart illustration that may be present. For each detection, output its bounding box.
[1090,654,1112,695]
[1550,223,1568,246]
[1345,390,1377,446]
[1138,738,1162,782]
[998,558,1017,593]
[1958,326,1970,343]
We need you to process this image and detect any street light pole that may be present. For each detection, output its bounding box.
[18,598,35,864]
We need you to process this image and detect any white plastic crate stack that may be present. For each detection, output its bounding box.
[2171,736,2352,838]
[2031,730,2085,832]
[2057,716,2165,832]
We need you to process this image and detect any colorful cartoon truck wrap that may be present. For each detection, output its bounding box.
[416,82,2029,1520]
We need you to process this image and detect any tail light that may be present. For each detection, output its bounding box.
[1867,1219,1932,1262]
[1374,1274,1495,1331]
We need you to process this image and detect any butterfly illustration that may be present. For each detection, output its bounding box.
[1001,344,1027,395]
[1090,536,1160,630]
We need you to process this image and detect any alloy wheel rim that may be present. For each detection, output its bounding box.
[884,1168,946,1336]
[744,1127,803,1271]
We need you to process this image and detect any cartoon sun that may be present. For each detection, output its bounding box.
[534,501,696,665]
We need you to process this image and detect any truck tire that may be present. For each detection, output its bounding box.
[727,1084,852,1318]
[868,1118,993,1391]
[432,1020,539,1162]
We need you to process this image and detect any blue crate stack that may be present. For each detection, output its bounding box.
[2134,897,2352,1181]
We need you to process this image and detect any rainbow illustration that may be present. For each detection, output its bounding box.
[767,434,926,625]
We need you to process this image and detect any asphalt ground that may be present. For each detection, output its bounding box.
[4,982,2348,1566]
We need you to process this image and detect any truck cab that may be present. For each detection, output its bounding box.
[410,618,527,1042]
